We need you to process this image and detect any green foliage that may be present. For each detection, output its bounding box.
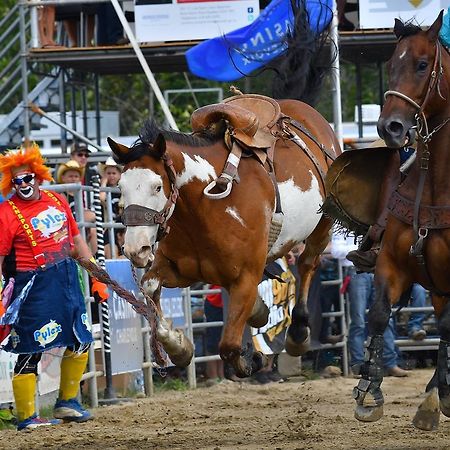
[0,408,16,430]
[154,377,188,392]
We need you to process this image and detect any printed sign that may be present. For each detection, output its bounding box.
[359,0,450,29]
[135,0,260,42]
[251,258,297,355]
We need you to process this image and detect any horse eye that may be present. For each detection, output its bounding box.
[156,186,162,193]
[417,61,428,72]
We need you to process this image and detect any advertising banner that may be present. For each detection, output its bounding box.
[251,258,297,355]
[135,0,260,43]
[359,0,450,29]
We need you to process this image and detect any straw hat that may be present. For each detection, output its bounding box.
[98,156,122,176]
[56,160,83,184]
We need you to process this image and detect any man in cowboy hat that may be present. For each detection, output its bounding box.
[0,144,107,430]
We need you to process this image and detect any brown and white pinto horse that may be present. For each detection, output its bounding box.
[353,12,450,430]
[107,98,340,377]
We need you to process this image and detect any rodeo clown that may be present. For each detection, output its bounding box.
[0,144,108,430]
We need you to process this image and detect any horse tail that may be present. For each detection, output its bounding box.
[271,0,333,106]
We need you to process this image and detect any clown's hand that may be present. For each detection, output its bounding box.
[91,278,109,303]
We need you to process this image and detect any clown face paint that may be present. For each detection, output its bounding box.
[12,171,40,200]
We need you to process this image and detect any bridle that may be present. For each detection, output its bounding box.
[384,39,449,145]
[121,152,179,242]
[384,37,450,293]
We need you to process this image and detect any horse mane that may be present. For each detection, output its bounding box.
[397,19,423,39]
[270,0,332,106]
[125,119,220,162]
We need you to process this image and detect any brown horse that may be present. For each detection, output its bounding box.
[351,11,450,430]
[107,96,340,377]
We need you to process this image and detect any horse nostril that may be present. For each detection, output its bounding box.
[387,120,404,136]
[138,246,151,259]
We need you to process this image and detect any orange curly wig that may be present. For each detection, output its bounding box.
[0,143,53,197]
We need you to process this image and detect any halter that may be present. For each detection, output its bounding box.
[385,39,450,294]
[121,153,179,242]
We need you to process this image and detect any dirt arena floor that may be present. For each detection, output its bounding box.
[2,368,450,450]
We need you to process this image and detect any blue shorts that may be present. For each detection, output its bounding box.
[4,258,93,354]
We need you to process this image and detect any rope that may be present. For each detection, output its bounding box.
[76,257,167,367]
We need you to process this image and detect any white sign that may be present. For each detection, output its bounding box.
[135,0,260,43]
[359,0,450,29]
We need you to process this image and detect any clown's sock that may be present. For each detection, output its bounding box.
[58,350,88,400]
[12,373,36,421]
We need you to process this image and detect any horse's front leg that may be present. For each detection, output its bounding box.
[220,273,268,378]
[353,262,407,422]
[141,253,194,368]
[435,297,450,418]
[285,216,332,356]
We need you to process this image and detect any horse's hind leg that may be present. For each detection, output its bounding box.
[413,369,440,431]
[285,216,332,356]
[220,273,268,378]
[435,299,450,418]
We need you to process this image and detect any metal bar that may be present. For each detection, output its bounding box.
[183,287,196,389]
[109,0,178,130]
[19,2,30,142]
[29,102,105,152]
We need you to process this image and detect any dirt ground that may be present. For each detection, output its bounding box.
[2,368,450,450]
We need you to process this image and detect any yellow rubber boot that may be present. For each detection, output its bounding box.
[12,373,36,422]
[58,350,88,401]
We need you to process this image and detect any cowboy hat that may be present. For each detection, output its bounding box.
[98,156,122,176]
[56,160,83,184]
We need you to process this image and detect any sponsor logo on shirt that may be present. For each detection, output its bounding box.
[34,320,62,347]
[30,206,67,238]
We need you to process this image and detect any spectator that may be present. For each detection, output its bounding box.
[204,284,224,386]
[99,156,122,223]
[0,144,107,430]
[104,228,126,260]
[331,231,408,377]
[38,5,62,49]
[97,3,127,46]
[407,284,428,341]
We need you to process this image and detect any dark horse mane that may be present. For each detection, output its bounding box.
[115,119,221,164]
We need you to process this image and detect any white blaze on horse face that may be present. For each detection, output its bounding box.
[268,172,323,258]
[119,168,168,266]
[225,206,246,227]
[399,49,407,60]
[176,153,217,188]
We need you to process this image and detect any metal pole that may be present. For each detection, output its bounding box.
[109,0,178,130]
[94,74,101,145]
[330,0,343,149]
[19,1,30,143]
[91,175,117,401]
[29,102,105,152]
[183,287,196,389]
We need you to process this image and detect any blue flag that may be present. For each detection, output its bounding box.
[186,0,332,82]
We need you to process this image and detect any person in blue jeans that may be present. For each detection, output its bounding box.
[347,270,408,377]
[407,283,427,340]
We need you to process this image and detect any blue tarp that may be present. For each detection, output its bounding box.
[186,0,332,82]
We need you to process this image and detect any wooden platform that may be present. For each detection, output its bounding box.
[27,29,398,75]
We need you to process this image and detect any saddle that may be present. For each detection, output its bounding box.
[191,93,285,199]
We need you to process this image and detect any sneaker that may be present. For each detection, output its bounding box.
[17,414,61,431]
[53,398,93,422]
[410,329,427,341]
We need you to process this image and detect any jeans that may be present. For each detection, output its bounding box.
[407,284,427,334]
[347,270,399,369]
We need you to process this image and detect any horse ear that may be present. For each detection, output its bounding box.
[393,18,405,39]
[107,137,130,162]
[427,10,444,42]
[153,133,167,158]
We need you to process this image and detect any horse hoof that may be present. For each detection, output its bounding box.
[354,404,384,422]
[168,340,194,368]
[285,329,310,356]
[247,295,269,328]
[413,388,439,430]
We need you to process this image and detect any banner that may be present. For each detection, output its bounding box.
[135,0,260,43]
[251,258,297,354]
[186,0,332,81]
[359,0,450,29]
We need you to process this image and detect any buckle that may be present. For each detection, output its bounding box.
[34,253,46,267]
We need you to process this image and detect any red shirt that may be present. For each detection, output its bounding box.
[0,191,80,271]
[205,284,223,308]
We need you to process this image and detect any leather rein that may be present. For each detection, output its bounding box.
[121,153,179,242]
[385,40,450,295]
